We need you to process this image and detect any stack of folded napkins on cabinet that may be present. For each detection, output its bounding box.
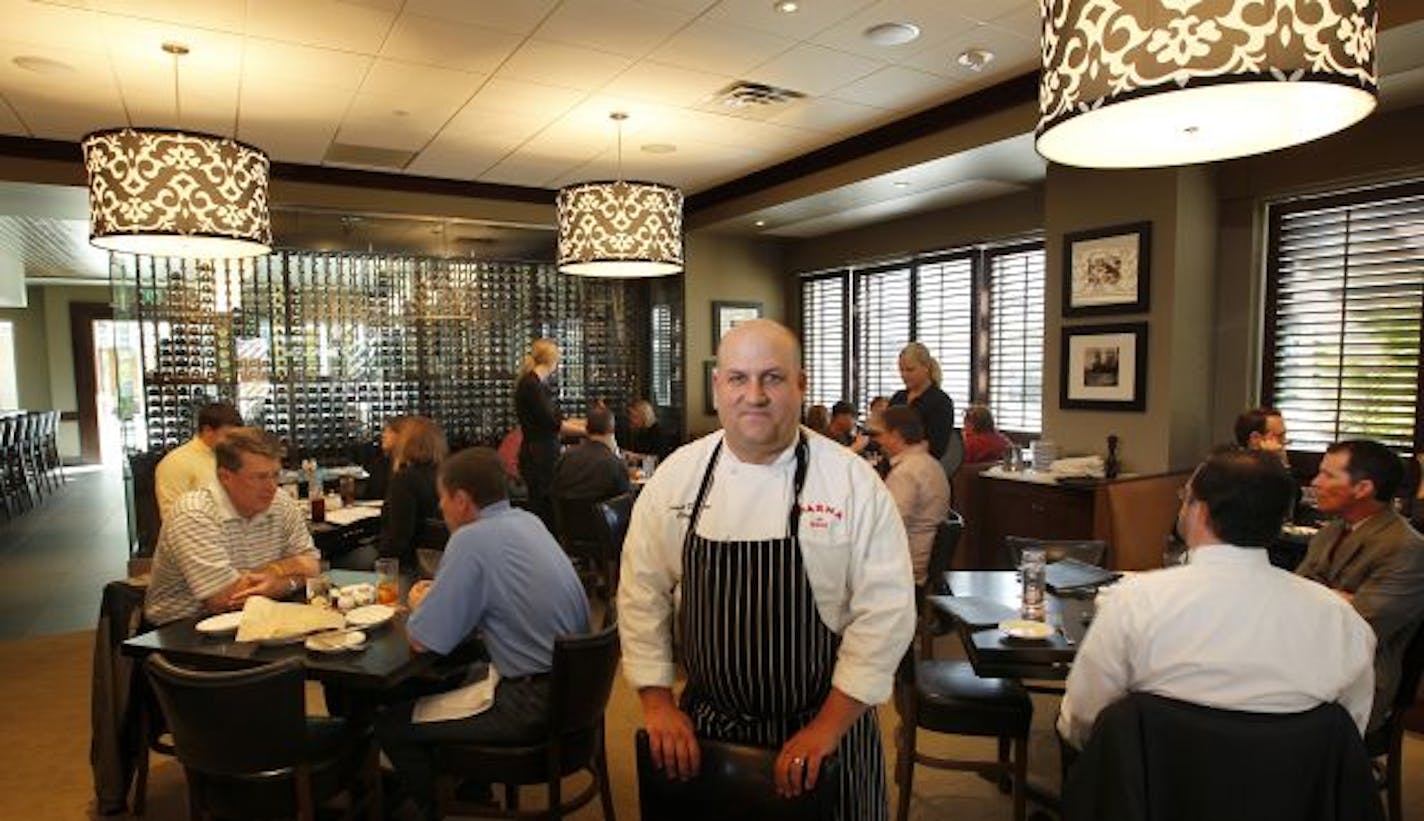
[235,596,345,642]
[1049,455,1106,479]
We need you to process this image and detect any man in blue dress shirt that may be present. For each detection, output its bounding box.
[376,446,590,818]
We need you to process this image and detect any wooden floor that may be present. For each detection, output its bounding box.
[0,464,131,640]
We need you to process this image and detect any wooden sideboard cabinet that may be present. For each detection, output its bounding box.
[962,469,1190,571]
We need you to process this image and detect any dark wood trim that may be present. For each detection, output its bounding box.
[69,302,112,465]
[685,72,1039,215]
[0,134,78,162]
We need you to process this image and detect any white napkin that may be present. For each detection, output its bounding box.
[413,665,501,724]
[324,506,382,526]
[234,596,345,642]
[1049,455,1106,478]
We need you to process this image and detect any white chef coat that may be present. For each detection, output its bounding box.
[618,429,916,706]
[1057,544,1376,749]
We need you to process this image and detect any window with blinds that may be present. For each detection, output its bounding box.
[916,254,975,415]
[802,275,847,409]
[650,304,673,407]
[798,240,1045,432]
[854,265,912,413]
[1265,182,1424,452]
[988,245,1046,433]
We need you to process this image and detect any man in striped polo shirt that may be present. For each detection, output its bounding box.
[144,427,320,625]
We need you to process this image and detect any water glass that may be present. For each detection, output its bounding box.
[339,475,357,506]
[642,455,658,479]
[375,558,400,606]
[1020,548,1047,620]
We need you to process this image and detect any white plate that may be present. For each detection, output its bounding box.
[345,604,396,629]
[999,619,1053,640]
[305,631,367,654]
[256,632,312,647]
[195,612,243,636]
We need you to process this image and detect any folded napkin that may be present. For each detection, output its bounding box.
[324,505,382,526]
[1049,455,1105,478]
[414,664,501,724]
[234,596,345,642]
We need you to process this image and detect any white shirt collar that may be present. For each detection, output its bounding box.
[1186,543,1272,567]
[719,429,800,469]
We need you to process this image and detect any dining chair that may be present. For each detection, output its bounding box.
[940,427,965,482]
[432,623,620,820]
[1063,693,1382,821]
[144,655,380,821]
[917,511,964,659]
[554,495,620,602]
[592,492,635,603]
[1003,536,1109,569]
[1366,618,1424,821]
[893,649,1032,821]
[634,729,840,820]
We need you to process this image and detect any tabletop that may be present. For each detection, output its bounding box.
[122,571,434,690]
[931,570,1097,681]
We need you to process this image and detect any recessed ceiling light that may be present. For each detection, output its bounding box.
[956,48,995,72]
[12,55,75,75]
[893,180,911,189]
[863,22,921,47]
[772,1,799,14]
[641,143,677,154]
[754,219,767,227]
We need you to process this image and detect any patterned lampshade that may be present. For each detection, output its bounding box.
[82,127,272,258]
[1036,0,1378,168]
[556,179,684,278]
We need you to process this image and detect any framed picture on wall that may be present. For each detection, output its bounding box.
[712,301,763,349]
[1060,322,1149,411]
[704,360,718,416]
[1062,222,1151,317]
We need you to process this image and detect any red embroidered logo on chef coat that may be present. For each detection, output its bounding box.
[801,502,844,529]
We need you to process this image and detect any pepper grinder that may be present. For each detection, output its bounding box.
[1105,434,1121,479]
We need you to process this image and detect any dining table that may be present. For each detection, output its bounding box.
[121,570,435,691]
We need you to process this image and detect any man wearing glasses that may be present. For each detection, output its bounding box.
[145,427,319,625]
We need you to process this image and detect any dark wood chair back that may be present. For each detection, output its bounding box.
[635,729,839,820]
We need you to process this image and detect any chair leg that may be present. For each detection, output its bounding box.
[895,721,915,821]
[1388,735,1403,821]
[1012,736,1027,821]
[547,769,562,820]
[505,782,520,811]
[596,740,617,821]
[186,770,204,821]
[296,765,316,821]
[997,736,1012,794]
[365,745,382,821]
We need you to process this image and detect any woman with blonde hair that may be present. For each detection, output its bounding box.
[890,341,955,459]
[514,338,584,529]
[624,398,669,461]
[378,416,447,569]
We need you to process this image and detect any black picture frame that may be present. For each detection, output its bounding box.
[1060,322,1149,412]
[711,300,762,349]
[1062,221,1152,317]
[704,360,718,416]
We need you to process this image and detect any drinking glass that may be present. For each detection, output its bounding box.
[339,475,357,506]
[375,558,400,606]
[1020,548,1047,620]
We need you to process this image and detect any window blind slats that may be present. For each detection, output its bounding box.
[916,255,974,415]
[989,248,1045,433]
[854,267,912,414]
[1267,183,1424,452]
[802,275,846,410]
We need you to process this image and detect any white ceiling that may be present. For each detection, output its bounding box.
[0,0,1041,193]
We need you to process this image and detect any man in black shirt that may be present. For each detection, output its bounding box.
[553,407,631,503]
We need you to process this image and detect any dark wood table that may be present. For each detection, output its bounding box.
[931,570,1096,681]
[122,571,435,690]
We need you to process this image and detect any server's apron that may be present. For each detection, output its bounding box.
[679,436,888,821]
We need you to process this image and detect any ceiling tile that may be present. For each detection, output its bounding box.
[0,96,28,135]
[748,43,883,97]
[94,0,247,34]
[533,0,696,58]
[406,132,510,179]
[706,0,878,40]
[245,0,396,53]
[986,3,1042,40]
[601,61,733,108]
[401,0,559,33]
[3,85,128,141]
[357,59,485,108]
[238,80,351,163]
[898,20,1037,81]
[830,65,955,109]
[811,0,980,61]
[242,40,373,92]
[479,149,587,188]
[0,0,107,53]
[380,12,525,74]
[767,95,886,132]
[496,39,633,91]
[458,78,585,120]
[646,18,795,77]
[337,91,466,152]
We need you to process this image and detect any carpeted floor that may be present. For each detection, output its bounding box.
[3,627,1420,821]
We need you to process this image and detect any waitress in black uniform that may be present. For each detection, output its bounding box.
[890,341,954,459]
[619,320,916,820]
[514,338,583,531]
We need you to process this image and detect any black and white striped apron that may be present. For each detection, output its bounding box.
[679,436,888,821]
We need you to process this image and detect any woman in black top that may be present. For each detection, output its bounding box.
[379,415,447,568]
[514,338,584,530]
[890,341,955,459]
[624,398,669,461]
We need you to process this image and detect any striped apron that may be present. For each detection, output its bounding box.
[679,436,888,821]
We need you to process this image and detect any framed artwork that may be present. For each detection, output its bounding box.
[704,360,718,416]
[1060,322,1149,411]
[1062,222,1151,317]
[712,300,763,349]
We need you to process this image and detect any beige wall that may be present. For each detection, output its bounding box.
[682,230,788,437]
[0,286,51,409]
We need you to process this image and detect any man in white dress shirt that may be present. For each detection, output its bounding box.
[619,319,915,818]
[1057,448,1375,750]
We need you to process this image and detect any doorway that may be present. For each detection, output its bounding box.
[92,319,144,465]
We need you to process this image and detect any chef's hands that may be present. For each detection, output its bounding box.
[639,687,701,781]
[776,688,867,798]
